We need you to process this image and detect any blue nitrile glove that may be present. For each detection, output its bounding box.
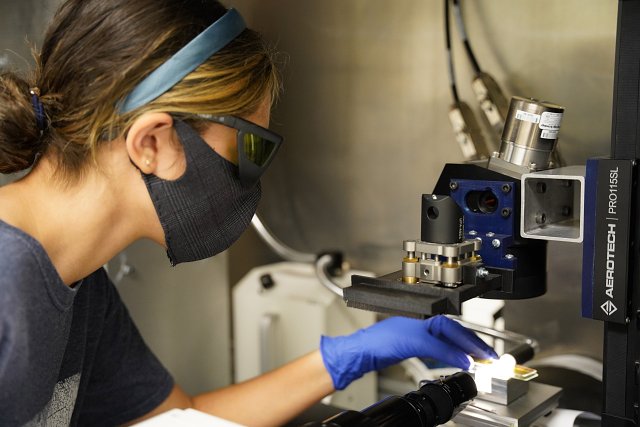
[320,315,498,390]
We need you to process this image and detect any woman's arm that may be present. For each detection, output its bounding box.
[192,350,333,426]
[129,350,333,427]
[129,316,497,427]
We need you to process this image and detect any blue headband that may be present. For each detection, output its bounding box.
[118,8,246,114]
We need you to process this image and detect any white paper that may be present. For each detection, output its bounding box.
[132,409,247,427]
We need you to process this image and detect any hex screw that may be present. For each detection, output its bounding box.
[501,208,512,218]
[536,182,547,193]
[505,254,515,260]
[468,230,478,236]
[492,239,501,248]
[501,183,512,194]
[486,232,495,237]
[450,181,459,191]
[404,240,417,252]
[535,212,547,224]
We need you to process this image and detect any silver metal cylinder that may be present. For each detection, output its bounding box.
[402,257,419,284]
[440,264,460,286]
[498,96,564,170]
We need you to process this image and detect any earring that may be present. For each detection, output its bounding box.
[144,158,152,167]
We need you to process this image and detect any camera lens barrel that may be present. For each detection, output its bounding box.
[309,372,477,427]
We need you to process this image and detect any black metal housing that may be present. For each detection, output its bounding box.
[420,195,463,244]
[434,163,548,300]
[342,162,547,317]
[602,1,640,424]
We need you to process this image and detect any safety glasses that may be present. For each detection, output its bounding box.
[195,114,283,186]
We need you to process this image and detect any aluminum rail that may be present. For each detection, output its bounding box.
[454,318,539,350]
[453,317,539,364]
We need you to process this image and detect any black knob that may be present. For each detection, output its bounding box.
[260,274,275,290]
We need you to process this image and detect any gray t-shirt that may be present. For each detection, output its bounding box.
[0,220,174,426]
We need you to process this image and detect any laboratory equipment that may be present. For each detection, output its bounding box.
[304,372,477,427]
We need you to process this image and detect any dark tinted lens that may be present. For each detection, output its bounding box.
[243,133,276,166]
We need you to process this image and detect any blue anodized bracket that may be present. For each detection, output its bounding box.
[449,179,517,270]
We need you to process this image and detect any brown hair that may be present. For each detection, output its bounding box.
[0,0,280,179]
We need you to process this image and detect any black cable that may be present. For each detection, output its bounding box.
[452,0,482,74]
[444,0,460,103]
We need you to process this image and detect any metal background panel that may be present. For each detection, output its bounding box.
[228,0,616,361]
[0,0,617,377]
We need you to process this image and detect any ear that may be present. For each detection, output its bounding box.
[125,112,186,180]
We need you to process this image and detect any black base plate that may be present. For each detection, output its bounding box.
[345,269,502,317]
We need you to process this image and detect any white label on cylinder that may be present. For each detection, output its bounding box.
[515,109,541,124]
[540,111,563,130]
[541,129,559,139]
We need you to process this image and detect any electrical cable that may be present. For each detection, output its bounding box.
[444,0,489,159]
[452,0,481,74]
[251,214,348,297]
[446,0,511,156]
[315,253,345,297]
[444,0,459,103]
[251,214,316,263]
[450,0,564,165]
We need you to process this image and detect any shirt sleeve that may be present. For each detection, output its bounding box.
[76,270,174,426]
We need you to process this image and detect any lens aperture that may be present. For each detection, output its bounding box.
[465,190,498,214]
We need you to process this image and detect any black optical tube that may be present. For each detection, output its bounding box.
[421,195,464,244]
[303,372,477,427]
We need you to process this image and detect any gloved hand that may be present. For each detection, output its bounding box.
[320,315,498,390]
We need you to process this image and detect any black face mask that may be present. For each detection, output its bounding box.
[142,119,261,265]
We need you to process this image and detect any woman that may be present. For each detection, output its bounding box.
[0,1,497,426]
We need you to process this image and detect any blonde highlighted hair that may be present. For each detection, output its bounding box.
[0,0,281,180]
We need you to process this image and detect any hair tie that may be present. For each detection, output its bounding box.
[29,87,46,135]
